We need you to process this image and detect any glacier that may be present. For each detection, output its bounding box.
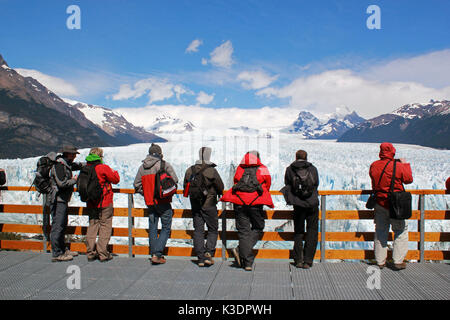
[0,132,449,255]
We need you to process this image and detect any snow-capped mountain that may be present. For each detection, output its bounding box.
[338,100,450,149]
[147,114,196,134]
[63,99,166,145]
[283,108,365,139]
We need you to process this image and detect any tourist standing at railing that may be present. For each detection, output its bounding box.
[183,147,224,267]
[134,143,178,265]
[281,150,319,269]
[84,148,120,263]
[0,168,5,202]
[49,145,84,262]
[0,168,5,186]
[221,151,274,271]
[369,142,413,270]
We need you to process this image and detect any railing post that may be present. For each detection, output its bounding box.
[221,201,227,260]
[42,194,49,253]
[320,195,326,263]
[128,193,134,258]
[419,194,425,263]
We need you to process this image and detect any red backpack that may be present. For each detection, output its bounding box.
[154,160,177,200]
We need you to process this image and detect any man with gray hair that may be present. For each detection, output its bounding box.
[184,147,224,267]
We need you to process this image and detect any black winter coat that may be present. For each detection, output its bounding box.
[281,160,319,208]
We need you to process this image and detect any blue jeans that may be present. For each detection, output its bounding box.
[148,203,173,257]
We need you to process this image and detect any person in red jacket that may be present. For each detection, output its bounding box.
[85,147,120,262]
[221,151,273,271]
[369,142,413,270]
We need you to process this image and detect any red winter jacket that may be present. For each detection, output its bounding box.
[220,153,274,208]
[369,143,413,209]
[87,163,120,209]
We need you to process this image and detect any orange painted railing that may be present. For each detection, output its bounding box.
[0,186,449,262]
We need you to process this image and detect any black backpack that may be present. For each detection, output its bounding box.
[232,166,263,195]
[77,163,103,202]
[291,167,315,199]
[188,165,212,200]
[30,156,56,195]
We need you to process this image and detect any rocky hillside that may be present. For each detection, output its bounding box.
[0,54,164,159]
[338,100,450,149]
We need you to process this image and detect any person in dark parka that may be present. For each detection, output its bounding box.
[183,147,224,267]
[281,150,319,269]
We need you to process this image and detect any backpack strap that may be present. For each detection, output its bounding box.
[375,160,391,193]
[389,159,405,193]
[189,164,212,182]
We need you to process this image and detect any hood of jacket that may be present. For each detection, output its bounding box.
[142,154,161,169]
[239,151,262,167]
[290,159,312,170]
[379,142,396,160]
[86,154,103,163]
[195,147,214,165]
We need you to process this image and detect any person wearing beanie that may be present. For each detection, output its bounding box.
[134,143,178,265]
[183,147,224,267]
[84,147,120,262]
[369,142,413,270]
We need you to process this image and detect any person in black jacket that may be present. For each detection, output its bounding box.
[281,150,319,269]
[49,145,84,262]
[183,147,224,267]
[0,169,5,186]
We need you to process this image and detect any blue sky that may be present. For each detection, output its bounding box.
[1,0,449,119]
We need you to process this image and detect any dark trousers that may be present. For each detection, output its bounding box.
[50,200,69,257]
[293,205,319,265]
[234,204,265,267]
[191,200,219,261]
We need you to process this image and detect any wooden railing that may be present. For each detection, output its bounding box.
[0,186,449,262]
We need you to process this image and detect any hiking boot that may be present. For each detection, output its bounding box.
[65,249,78,257]
[393,262,407,271]
[302,262,312,269]
[151,255,166,265]
[294,261,303,268]
[231,247,241,267]
[87,254,98,262]
[204,252,215,266]
[99,254,113,263]
[52,252,73,262]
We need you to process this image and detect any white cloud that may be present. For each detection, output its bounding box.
[196,91,215,105]
[207,40,235,68]
[237,70,279,90]
[362,49,450,89]
[115,104,299,131]
[111,77,192,103]
[185,39,203,53]
[15,68,79,96]
[257,68,450,118]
